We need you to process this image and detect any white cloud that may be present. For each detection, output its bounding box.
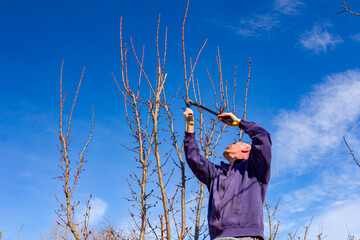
[308,198,360,240]
[213,0,305,38]
[271,68,360,237]
[89,198,108,224]
[281,164,360,214]
[274,0,305,14]
[272,69,360,176]
[274,163,360,239]
[299,23,343,53]
[350,33,360,43]
[227,14,280,37]
[77,197,108,225]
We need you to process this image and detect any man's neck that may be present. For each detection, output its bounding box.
[228,159,236,166]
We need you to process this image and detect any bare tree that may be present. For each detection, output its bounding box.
[117,1,252,239]
[113,17,156,239]
[114,14,174,239]
[55,61,94,240]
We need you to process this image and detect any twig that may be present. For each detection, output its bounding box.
[188,39,208,91]
[265,201,279,240]
[303,217,313,240]
[182,0,190,99]
[233,64,237,113]
[65,66,85,142]
[316,223,325,240]
[16,225,23,240]
[343,137,360,167]
[240,57,251,142]
[337,0,360,16]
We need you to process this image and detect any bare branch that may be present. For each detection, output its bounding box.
[206,68,218,110]
[66,66,85,141]
[337,0,360,16]
[233,64,237,113]
[265,201,280,240]
[16,224,23,240]
[70,105,94,199]
[344,137,360,167]
[182,0,190,99]
[130,37,155,96]
[240,57,251,142]
[188,39,208,90]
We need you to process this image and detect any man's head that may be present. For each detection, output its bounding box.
[223,142,251,165]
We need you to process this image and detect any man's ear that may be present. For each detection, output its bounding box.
[242,146,251,153]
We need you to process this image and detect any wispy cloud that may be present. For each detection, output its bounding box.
[89,198,108,224]
[272,69,360,176]
[227,14,280,37]
[276,163,360,239]
[299,23,343,53]
[270,69,360,239]
[281,164,360,214]
[77,197,108,224]
[274,0,305,15]
[308,198,360,239]
[350,33,360,43]
[211,0,306,38]
[210,0,308,38]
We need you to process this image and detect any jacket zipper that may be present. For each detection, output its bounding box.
[216,166,230,235]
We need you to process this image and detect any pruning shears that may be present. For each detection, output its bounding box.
[184,98,239,126]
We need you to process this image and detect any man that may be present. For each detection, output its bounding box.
[183,108,272,240]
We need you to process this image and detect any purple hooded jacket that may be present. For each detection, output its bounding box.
[184,120,272,240]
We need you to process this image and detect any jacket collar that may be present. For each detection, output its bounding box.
[221,159,244,170]
[220,161,230,171]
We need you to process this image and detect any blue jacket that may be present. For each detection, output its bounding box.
[184,120,272,240]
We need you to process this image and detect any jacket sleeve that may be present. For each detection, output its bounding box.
[184,132,216,188]
[239,120,272,184]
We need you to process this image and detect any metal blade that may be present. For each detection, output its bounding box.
[186,99,219,116]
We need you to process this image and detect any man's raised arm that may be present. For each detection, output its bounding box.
[183,108,215,188]
[218,112,272,184]
[239,120,272,184]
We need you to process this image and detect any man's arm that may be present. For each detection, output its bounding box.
[218,113,272,184]
[239,120,272,184]
[183,108,215,188]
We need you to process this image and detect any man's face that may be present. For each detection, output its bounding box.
[223,142,251,163]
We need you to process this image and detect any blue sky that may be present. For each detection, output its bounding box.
[1,0,360,239]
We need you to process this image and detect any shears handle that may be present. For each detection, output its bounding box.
[187,113,195,125]
[220,116,238,126]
